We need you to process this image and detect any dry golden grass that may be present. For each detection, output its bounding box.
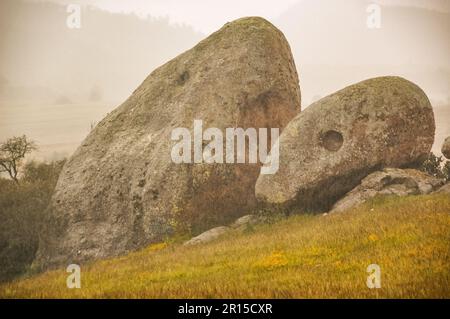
[1,194,449,298]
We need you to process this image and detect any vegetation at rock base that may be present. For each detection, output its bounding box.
[0,160,65,282]
[420,152,450,181]
[1,194,448,298]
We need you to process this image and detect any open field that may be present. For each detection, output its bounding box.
[0,102,114,160]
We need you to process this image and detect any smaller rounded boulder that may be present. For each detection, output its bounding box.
[442,137,450,159]
[255,76,435,212]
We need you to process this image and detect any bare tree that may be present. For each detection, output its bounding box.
[0,135,37,184]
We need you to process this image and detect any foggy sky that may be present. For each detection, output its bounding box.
[33,0,450,33]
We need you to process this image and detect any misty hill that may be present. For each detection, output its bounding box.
[0,0,203,104]
[274,0,450,105]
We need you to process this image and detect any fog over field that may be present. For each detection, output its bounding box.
[0,0,448,159]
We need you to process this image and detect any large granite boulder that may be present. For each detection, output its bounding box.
[35,17,301,269]
[442,137,450,159]
[255,76,435,212]
[330,168,445,213]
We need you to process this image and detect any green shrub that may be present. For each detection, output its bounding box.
[0,160,65,282]
[442,161,450,181]
[420,152,449,181]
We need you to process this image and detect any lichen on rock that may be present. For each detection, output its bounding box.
[34,17,301,269]
[255,76,435,213]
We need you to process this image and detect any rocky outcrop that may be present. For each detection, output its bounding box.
[255,76,435,212]
[35,17,301,269]
[184,226,230,246]
[331,168,445,213]
[442,137,450,159]
[230,214,262,229]
[434,183,450,194]
[184,214,263,246]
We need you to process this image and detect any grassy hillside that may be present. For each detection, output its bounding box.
[1,194,449,298]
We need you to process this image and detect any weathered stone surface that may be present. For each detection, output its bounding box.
[256,77,435,212]
[35,17,301,269]
[434,182,450,194]
[330,168,445,213]
[230,214,262,229]
[184,214,264,246]
[442,137,450,159]
[183,226,230,246]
